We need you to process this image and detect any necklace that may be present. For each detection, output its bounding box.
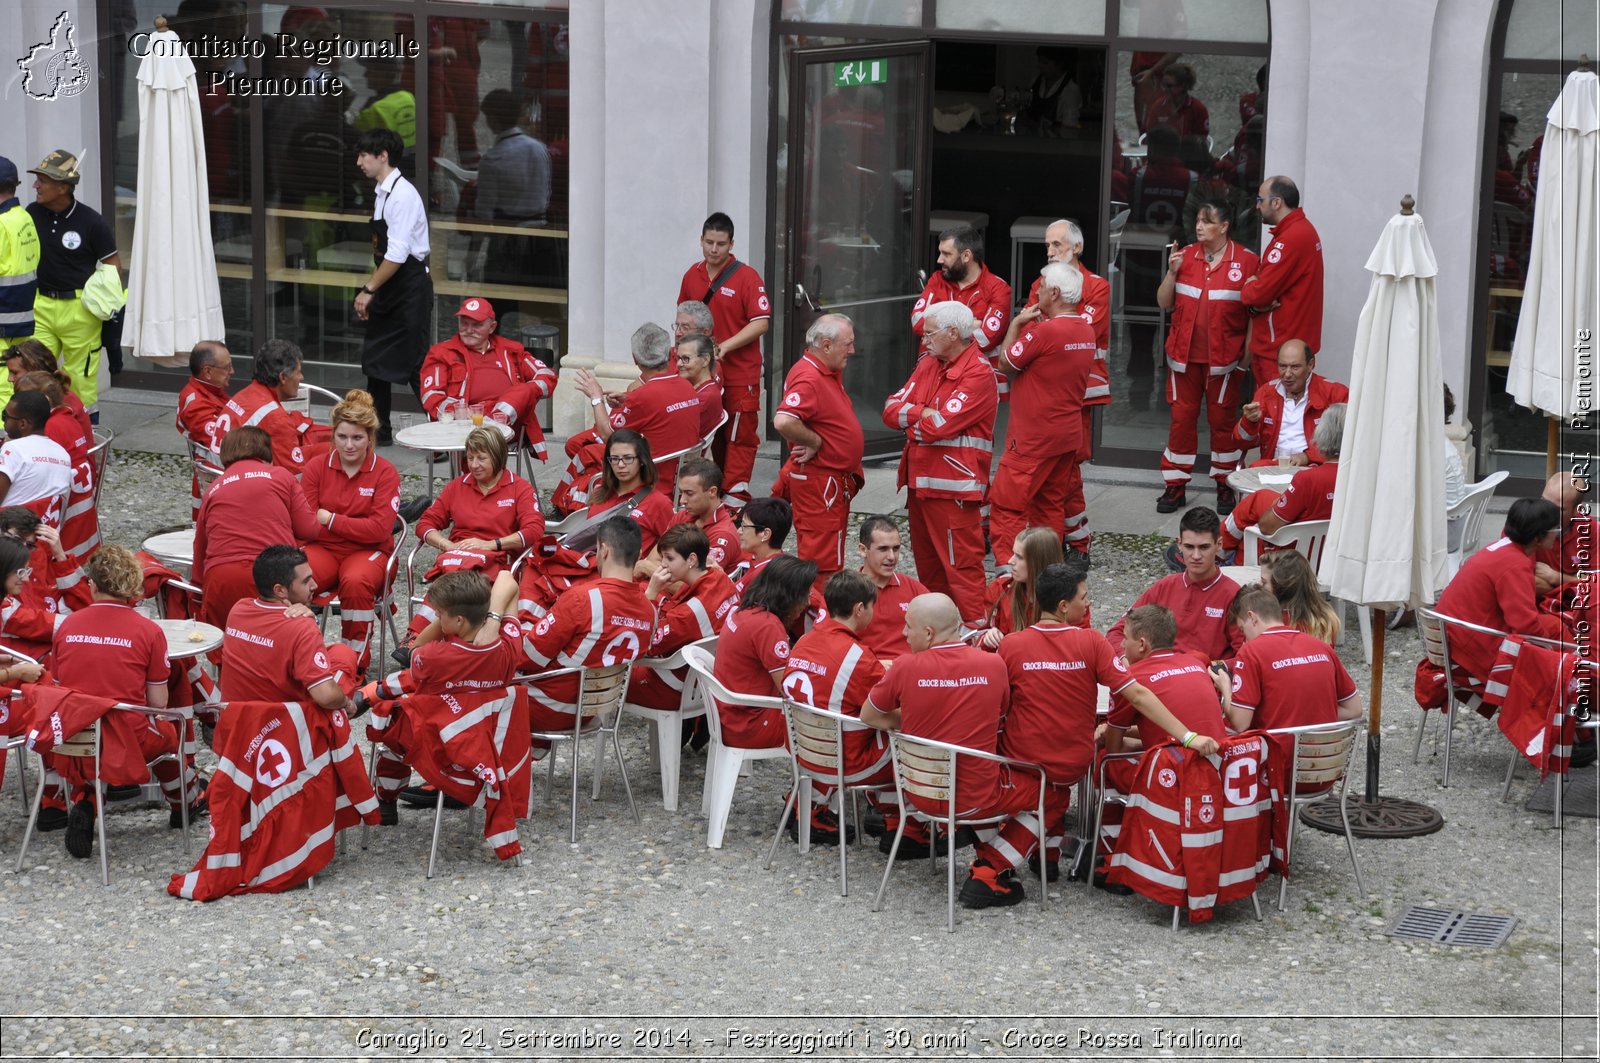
[1204,245,1223,264]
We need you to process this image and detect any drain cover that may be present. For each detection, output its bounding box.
[1384,906,1517,948]
[1524,772,1599,818]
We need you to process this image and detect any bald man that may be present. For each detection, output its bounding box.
[861,593,1043,910]
[1533,471,1595,596]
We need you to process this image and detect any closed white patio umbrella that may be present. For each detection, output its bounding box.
[1317,195,1446,832]
[1506,67,1598,463]
[123,18,225,363]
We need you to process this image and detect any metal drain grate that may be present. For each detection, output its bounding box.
[1384,906,1518,948]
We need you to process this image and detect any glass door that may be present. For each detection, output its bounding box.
[784,43,932,455]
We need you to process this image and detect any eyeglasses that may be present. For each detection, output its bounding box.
[608,454,640,466]
[737,522,760,531]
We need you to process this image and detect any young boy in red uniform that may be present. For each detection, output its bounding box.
[854,515,927,662]
[636,458,742,579]
[628,524,738,712]
[995,565,1194,881]
[1220,586,1363,732]
[1108,507,1244,662]
[518,516,654,728]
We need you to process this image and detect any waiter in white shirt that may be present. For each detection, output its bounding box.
[353,128,432,444]
[0,390,73,524]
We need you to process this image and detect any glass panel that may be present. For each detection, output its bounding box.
[792,50,922,438]
[1119,0,1269,44]
[1505,0,1599,62]
[1477,70,1565,479]
[781,0,923,26]
[1104,49,1267,455]
[426,16,569,371]
[936,0,1103,36]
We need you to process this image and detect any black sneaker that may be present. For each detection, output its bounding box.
[399,784,466,810]
[378,800,399,826]
[784,804,855,846]
[1156,483,1187,514]
[1570,737,1597,770]
[1027,850,1061,882]
[377,426,394,447]
[35,805,68,832]
[959,862,1027,909]
[103,784,143,802]
[65,799,95,859]
[169,778,210,828]
[1215,483,1238,516]
[397,496,433,523]
[878,826,949,859]
[1163,542,1185,573]
[1093,871,1135,896]
[862,806,886,838]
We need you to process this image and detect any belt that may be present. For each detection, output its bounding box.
[38,288,78,300]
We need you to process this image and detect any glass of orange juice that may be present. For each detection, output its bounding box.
[469,403,486,426]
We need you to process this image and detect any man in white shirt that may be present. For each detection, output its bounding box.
[0,390,73,519]
[353,128,432,444]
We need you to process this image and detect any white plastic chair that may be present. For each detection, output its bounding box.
[1244,518,1372,663]
[698,409,730,458]
[619,635,716,812]
[681,644,791,849]
[0,644,40,814]
[1268,719,1365,911]
[1446,470,1510,576]
[871,731,1048,932]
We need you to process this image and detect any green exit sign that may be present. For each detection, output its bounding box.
[834,58,888,87]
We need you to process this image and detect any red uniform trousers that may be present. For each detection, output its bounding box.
[713,383,761,504]
[199,560,258,630]
[898,765,1044,869]
[1162,365,1244,486]
[1062,409,1094,554]
[906,492,988,625]
[372,711,423,800]
[1219,488,1280,552]
[1250,355,1278,395]
[306,543,392,670]
[974,777,1072,870]
[990,448,1078,566]
[783,463,854,592]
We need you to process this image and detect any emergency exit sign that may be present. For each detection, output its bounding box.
[834,59,888,87]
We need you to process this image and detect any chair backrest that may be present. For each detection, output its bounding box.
[1446,470,1510,557]
[88,428,113,506]
[783,698,862,777]
[284,383,342,418]
[576,663,630,721]
[1417,607,1448,667]
[891,732,957,806]
[683,643,782,748]
[53,718,100,759]
[700,409,731,457]
[1248,518,1331,567]
[1274,720,1360,791]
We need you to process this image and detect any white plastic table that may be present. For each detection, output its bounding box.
[1226,464,1306,496]
[155,618,224,660]
[142,528,196,574]
[394,419,514,494]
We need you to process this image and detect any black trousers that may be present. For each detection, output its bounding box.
[368,372,421,433]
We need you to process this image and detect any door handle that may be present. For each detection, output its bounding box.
[916,269,928,288]
[794,283,819,311]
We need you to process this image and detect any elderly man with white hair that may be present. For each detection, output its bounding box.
[772,314,864,591]
[881,299,998,625]
[989,261,1098,567]
[554,323,701,510]
[1025,218,1112,553]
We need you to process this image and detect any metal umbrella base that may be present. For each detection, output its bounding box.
[1300,795,1445,838]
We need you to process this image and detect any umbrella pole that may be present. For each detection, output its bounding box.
[1300,605,1445,838]
[1366,610,1386,802]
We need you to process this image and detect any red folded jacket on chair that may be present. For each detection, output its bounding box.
[367,685,532,861]
[168,701,379,901]
[22,682,150,786]
[1481,636,1581,781]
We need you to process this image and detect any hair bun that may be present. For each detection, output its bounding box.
[342,388,376,409]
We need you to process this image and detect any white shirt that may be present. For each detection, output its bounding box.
[1275,384,1310,457]
[0,433,73,507]
[373,169,429,265]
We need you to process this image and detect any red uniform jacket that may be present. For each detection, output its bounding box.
[1027,262,1113,406]
[521,576,654,711]
[628,569,738,710]
[676,258,770,388]
[1105,742,1224,922]
[911,265,1013,353]
[224,381,331,475]
[367,685,532,860]
[300,451,402,554]
[177,376,230,516]
[44,406,98,559]
[22,684,149,786]
[1482,636,1583,781]
[1232,375,1349,464]
[1436,537,1569,679]
[782,618,889,782]
[416,469,542,552]
[1164,241,1259,373]
[882,341,997,502]
[1241,207,1325,364]
[193,459,320,579]
[168,701,380,901]
[419,334,558,457]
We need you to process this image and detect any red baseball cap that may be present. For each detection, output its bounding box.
[456,297,495,322]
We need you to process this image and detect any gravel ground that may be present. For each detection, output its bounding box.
[1,449,1595,1060]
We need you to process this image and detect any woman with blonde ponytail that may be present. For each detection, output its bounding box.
[300,389,402,668]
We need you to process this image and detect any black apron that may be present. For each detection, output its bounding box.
[362,193,433,385]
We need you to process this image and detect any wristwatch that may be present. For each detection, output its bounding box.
[359,285,374,295]
[590,396,603,407]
